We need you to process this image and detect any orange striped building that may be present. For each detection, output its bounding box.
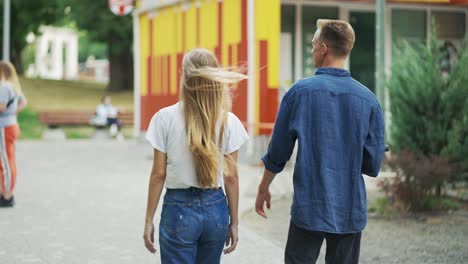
[133,0,468,137]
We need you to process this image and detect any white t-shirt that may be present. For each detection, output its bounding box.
[96,104,118,118]
[145,102,249,189]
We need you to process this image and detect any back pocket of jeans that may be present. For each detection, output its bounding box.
[206,197,229,229]
[160,204,190,233]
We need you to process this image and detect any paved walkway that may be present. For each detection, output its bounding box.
[1,140,284,264]
[1,140,386,264]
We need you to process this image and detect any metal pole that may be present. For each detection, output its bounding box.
[376,0,385,112]
[3,0,10,61]
[132,11,141,138]
[247,0,255,142]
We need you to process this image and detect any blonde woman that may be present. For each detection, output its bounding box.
[143,49,249,263]
[0,61,27,207]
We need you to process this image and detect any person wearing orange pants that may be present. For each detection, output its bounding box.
[0,61,27,207]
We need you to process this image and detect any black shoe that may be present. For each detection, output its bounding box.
[0,195,15,207]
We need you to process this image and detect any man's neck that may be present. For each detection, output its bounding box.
[319,58,346,69]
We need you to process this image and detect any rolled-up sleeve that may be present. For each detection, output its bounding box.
[261,95,297,174]
[361,103,385,177]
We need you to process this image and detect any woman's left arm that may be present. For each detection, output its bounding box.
[143,149,167,254]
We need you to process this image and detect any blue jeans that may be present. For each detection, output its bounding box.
[159,187,230,264]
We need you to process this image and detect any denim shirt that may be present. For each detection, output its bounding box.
[262,67,385,234]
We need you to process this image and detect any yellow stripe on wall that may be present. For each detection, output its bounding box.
[253,0,280,133]
[200,0,218,50]
[222,0,241,65]
[185,1,197,50]
[153,13,159,57]
[154,11,160,95]
[267,0,279,88]
[171,6,179,95]
[255,0,279,89]
[175,4,183,53]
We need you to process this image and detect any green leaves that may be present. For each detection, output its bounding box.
[68,0,133,54]
[0,0,68,72]
[387,23,468,173]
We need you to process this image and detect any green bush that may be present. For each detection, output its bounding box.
[380,150,453,211]
[384,25,467,211]
[387,35,466,157]
[388,35,468,172]
[18,107,43,139]
[368,197,390,215]
[446,109,468,174]
[442,37,468,174]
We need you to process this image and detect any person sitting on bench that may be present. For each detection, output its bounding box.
[94,95,122,137]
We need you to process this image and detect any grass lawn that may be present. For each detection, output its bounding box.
[18,78,133,139]
[20,78,133,111]
[18,107,43,139]
[62,126,134,139]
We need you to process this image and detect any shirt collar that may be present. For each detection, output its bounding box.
[315,67,351,77]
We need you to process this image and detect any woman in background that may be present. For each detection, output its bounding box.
[143,48,249,263]
[0,61,27,207]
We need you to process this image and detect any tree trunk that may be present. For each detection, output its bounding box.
[11,51,23,75]
[436,183,442,197]
[107,38,133,92]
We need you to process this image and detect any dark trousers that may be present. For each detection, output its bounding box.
[285,220,361,264]
[106,118,121,131]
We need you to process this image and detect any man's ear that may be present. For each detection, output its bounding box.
[321,43,328,56]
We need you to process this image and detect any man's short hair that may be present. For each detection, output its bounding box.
[317,19,355,57]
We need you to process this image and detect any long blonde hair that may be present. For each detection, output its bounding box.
[0,61,23,96]
[180,48,247,188]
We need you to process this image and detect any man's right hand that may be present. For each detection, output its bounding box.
[255,185,272,219]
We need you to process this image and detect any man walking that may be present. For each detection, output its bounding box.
[255,19,385,264]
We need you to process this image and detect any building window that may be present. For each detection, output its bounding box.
[281,5,296,84]
[433,11,466,74]
[392,9,427,47]
[433,11,466,41]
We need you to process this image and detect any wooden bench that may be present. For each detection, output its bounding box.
[38,110,133,128]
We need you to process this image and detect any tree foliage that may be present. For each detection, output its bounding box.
[68,0,132,52]
[385,25,468,208]
[68,0,133,91]
[444,45,468,173]
[387,30,467,161]
[0,0,66,73]
[0,0,133,91]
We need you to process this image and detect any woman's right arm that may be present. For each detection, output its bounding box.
[143,149,167,254]
[223,151,239,254]
[16,96,28,113]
